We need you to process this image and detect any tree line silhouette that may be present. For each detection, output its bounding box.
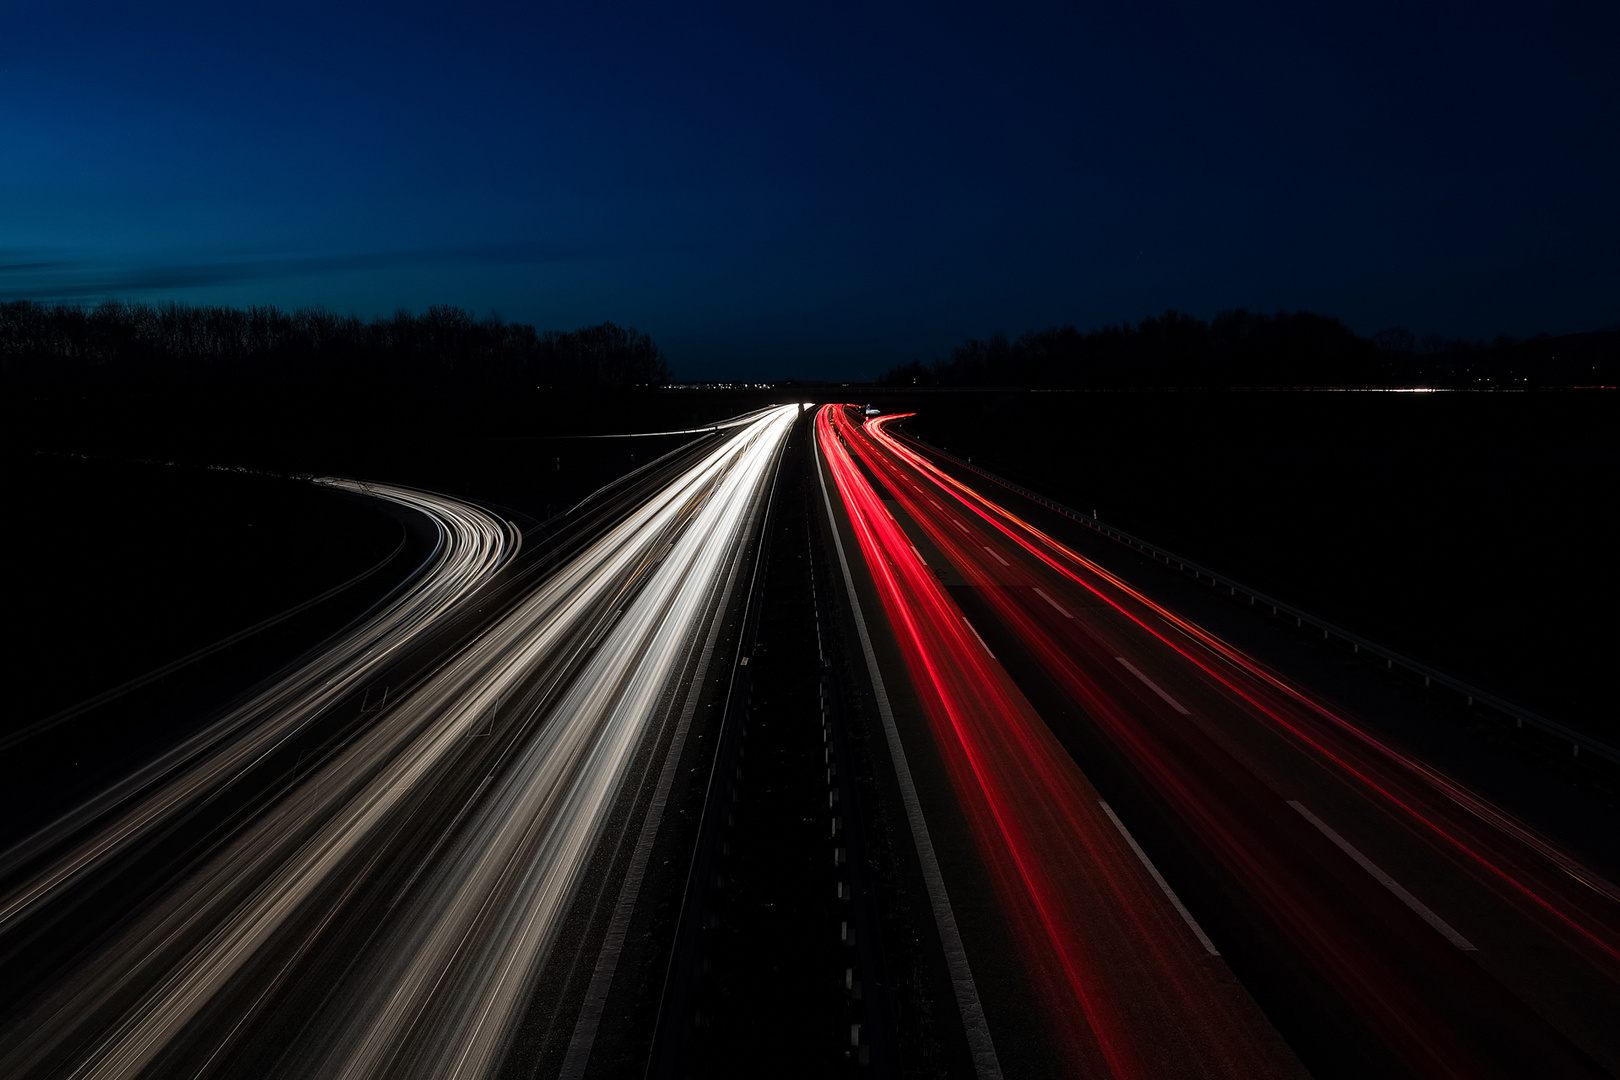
[881,309,1619,388]
[6,299,1612,395]
[0,301,670,394]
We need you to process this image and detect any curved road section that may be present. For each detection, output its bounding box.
[0,405,797,1080]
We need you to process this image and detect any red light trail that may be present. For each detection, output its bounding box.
[817,405,1302,1079]
[864,412,1620,968]
[821,403,1620,1077]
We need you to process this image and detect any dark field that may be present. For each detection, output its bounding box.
[5,388,1618,1078]
[878,389,1620,743]
[0,388,776,849]
[5,455,403,727]
[10,384,1614,797]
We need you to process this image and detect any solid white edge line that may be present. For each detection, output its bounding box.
[983,545,1010,567]
[1098,800,1220,957]
[816,429,1004,1080]
[1289,800,1477,951]
[1032,587,1073,619]
[1114,656,1191,715]
[962,617,996,659]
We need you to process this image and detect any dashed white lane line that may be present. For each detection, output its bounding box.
[952,519,972,534]
[816,441,1003,1080]
[962,617,996,659]
[1114,657,1191,715]
[983,546,1010,566]
[911,544,928,567]
[1033,587,1073,619]
[1099,800,1220,956]
[1289,800,1477,951]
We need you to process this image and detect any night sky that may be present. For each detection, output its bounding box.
[4,0,1616,379]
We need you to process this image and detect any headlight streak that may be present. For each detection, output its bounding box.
[0,407,798,1080]
[0,481,515,932]
[323,407,796,1080]
[816,405,1295,1080]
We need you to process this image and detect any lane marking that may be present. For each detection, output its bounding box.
[911,544,928,567]
[1100,800,1220,956]
[1289,800,1477,951]
[962,617,996,659]
[1114,657,1191,715]
[883,423,1620,959]
[816,434,1004,1080]
[1033,588,1073,619]
[952,519,972,534]
[983,546,1010,566]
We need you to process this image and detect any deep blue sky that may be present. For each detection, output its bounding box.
[4,0,1616,379]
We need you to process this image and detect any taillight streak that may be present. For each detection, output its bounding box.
[820,406,1288,1078]
[862,414,1620,967]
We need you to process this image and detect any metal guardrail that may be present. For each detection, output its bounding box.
[900,431,1620,767]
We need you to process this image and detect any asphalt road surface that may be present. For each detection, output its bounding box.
[0,405,797,1080]
[817,403,1620,1079]
[11,400,1611,1079]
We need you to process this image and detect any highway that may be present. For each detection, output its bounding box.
[0,405,797,1079]
[817,403,1620,1079]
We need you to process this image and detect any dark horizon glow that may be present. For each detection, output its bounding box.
[4,0,1617,379]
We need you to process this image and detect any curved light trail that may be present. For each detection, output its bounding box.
[817,404,1301,1080]
[0,406,798,1080]
[0,481,516,931]
[830,403,1620,1076]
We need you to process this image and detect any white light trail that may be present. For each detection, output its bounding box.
[0,482,516,932]
[0,406,799,1080]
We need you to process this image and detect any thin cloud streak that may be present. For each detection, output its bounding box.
[0,244,584,302]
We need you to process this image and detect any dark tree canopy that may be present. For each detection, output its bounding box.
[0,301,671,394]
[538,321,670,390]
[882,310,1619,389]
[884,309,1382,388]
